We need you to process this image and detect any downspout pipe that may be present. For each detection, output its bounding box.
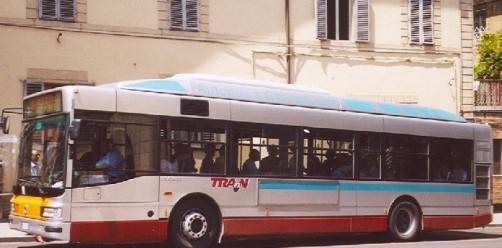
[285,0,292,84]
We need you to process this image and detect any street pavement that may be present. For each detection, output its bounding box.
[1,214,502,243]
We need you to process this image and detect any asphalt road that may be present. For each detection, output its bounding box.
[2,227,502,248]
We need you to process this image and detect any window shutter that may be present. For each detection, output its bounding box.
[316,0,328,40]
[409,0,421,44]
[24,81,44,96]
[185,0,199,30]
[355,0,370,42]
[170,0,184,29]
[39,0,75,21]
[40,0,57,19]
[409,0,433,45]
[421,0,433,44]
[59,0,76,21]
[170,0,199,31]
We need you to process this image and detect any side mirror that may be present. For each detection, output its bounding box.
[69,119,82,140]
[0,116,10,134]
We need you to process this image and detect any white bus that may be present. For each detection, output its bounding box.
[9,74,492,247]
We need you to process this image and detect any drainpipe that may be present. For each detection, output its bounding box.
[285,0,292,84]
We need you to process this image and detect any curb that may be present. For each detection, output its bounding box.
[0,236,36,243]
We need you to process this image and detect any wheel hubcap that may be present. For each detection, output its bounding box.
[396,208,414,235]
[181,211,208,240]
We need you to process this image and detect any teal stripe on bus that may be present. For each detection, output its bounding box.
[125,80,188,94]
[259,180,339,191]
[259,180,474,193]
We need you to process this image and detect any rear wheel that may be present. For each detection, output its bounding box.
[168,198,220,248]
[388,201,421,242]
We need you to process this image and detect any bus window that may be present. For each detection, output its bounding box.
[383,135,428,181]
[161,119,227,175]
[72,112,157,187]
[430,138,473,182]
[233,123,297,177]
[303,129,354,179]
[358,132,381,179]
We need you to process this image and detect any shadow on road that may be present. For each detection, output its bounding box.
[15,228,502,248]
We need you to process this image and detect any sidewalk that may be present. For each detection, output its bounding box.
[1,214,502,243]
[0,221,33,242]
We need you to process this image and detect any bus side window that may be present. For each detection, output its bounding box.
[161,118,227,175]
[303,129,354,179]
[358,132,381,179]
[232,123,297,177]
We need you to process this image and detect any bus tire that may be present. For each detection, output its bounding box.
[388,201,421,242]
[168,198,220,248]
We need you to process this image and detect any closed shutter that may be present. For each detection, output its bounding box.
[39,0,75,21]
[24,81,44,96]
[170,0,184,29]
[59,0,76,21]
[409,0,433,45]
[421,0,433,44]
[185,0,199,30]
[40,0,57,19]
[170,0,199,31]
[316,0,328,40]
[355,0,370,42]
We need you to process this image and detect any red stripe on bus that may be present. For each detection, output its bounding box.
[222,216,387,236]
[70,220,168,244]
[423,213,492,230]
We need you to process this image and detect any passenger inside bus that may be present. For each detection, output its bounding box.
[200,143,216,174]
[332,153,353,178]
[213,144,225,174]
[450,158,468,181]
[260,145,280,175]
[359,153,379,179]
[241,149,260,175]
[321,149,336,176]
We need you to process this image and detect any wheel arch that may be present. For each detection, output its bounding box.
[170,192,223,221]
[388,194,423,217]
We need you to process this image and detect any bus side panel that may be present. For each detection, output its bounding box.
[70,176,162,243]
[70,219,167,244]
[160,177,362,236]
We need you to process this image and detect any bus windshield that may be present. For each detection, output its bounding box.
[16,114,68,193]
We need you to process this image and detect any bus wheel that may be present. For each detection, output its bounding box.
[388,201,421,242]
[169,198,220,248]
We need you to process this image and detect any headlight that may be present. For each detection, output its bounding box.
[41,207,62,219]
[10,203,16,212]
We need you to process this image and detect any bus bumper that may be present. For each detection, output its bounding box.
[9,215,70,241]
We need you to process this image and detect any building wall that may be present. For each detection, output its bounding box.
[0,1,475,195]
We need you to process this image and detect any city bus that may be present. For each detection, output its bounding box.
[9,73,492,247]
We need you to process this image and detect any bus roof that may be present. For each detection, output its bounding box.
[106,74,466,123]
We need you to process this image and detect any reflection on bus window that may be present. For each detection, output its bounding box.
[18,114,67,189]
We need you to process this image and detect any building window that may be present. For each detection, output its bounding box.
[409,0,433,45]
[169,0,199,31]
[316,0,370,41]
[39,0,76,21]
[23,80,92,97]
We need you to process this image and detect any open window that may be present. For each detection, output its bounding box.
[316,0,370,42]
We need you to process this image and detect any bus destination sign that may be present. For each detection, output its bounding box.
[23,91,63,118]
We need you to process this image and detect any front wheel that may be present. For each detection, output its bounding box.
[168,198,220,248]
[388,201,421,242]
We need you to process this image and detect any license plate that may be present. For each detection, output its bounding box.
[20,222,29,230]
